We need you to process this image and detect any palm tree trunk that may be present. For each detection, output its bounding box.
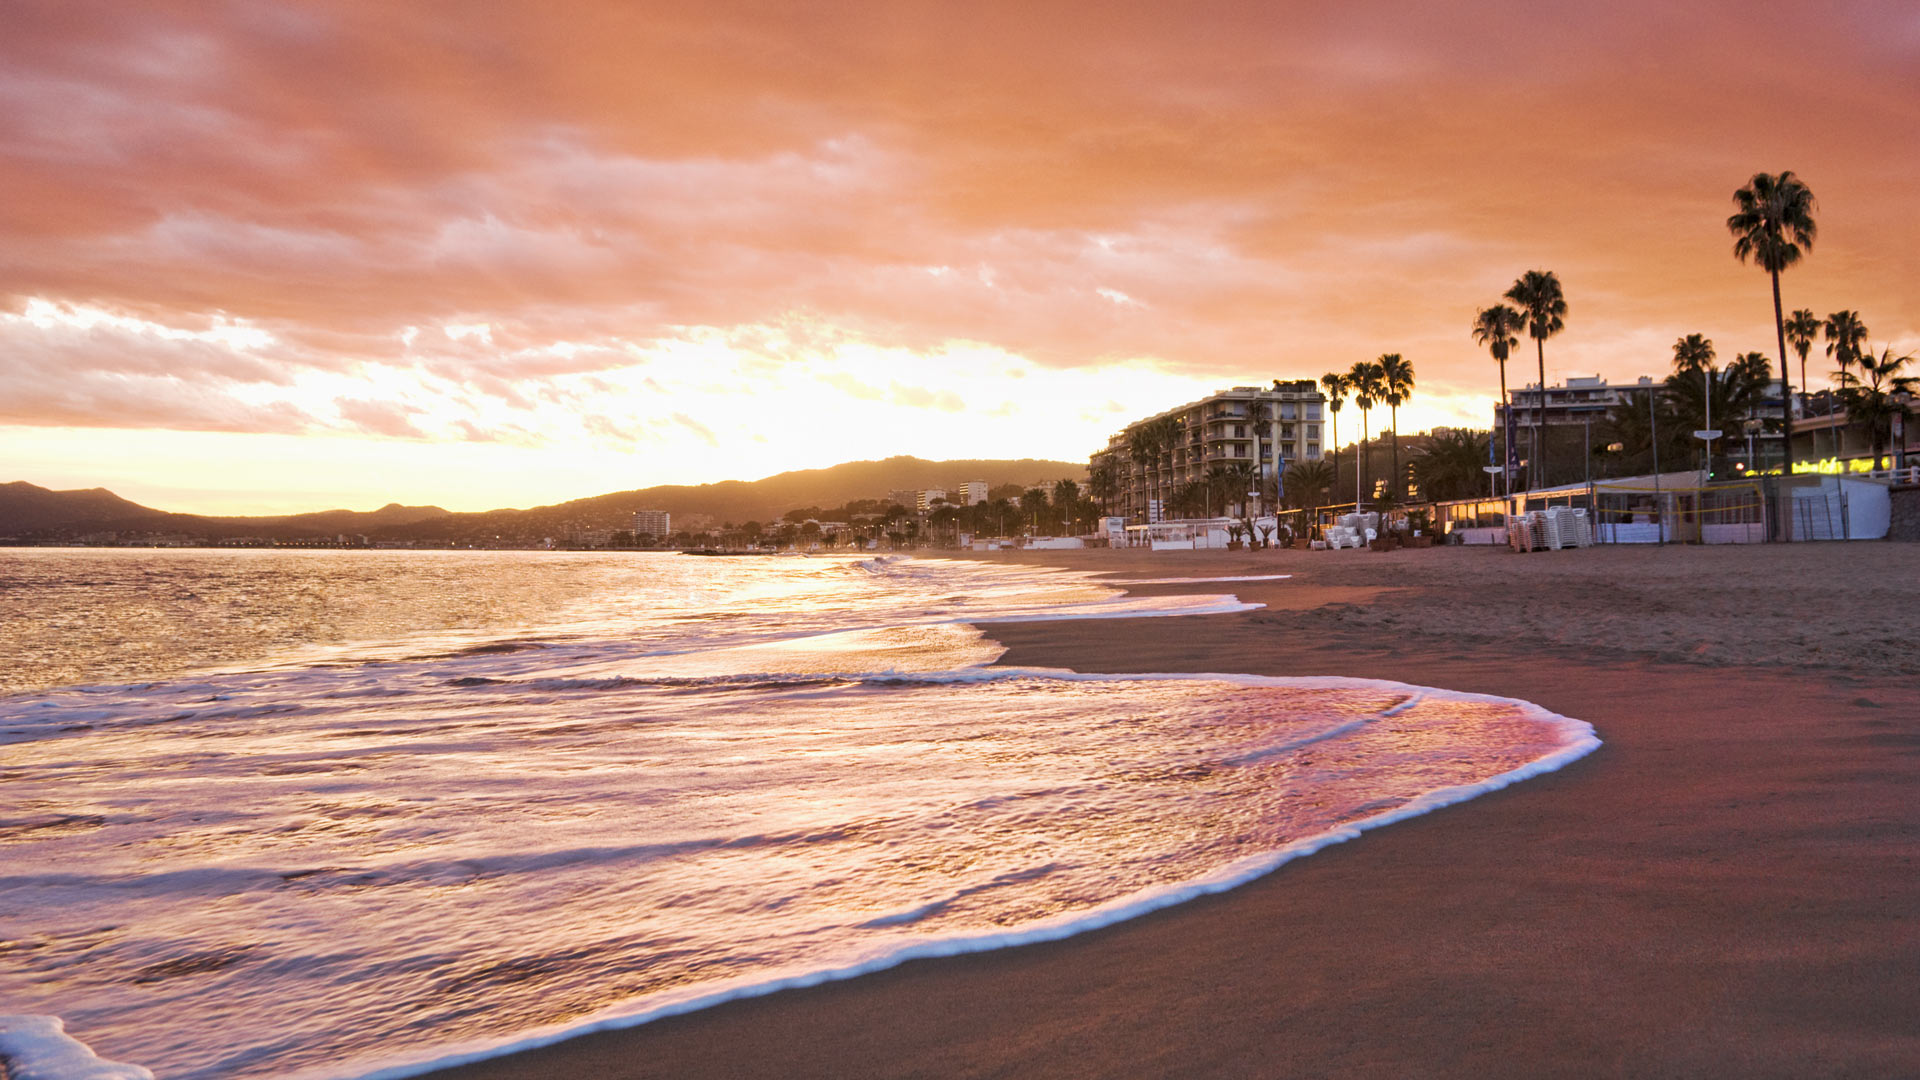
[1535,337,1547,490]
[1771,269,1795,479]
[1770,268,1794,541]
[1389,404,1400,500]
[1328,412,1339,505]
[1498,360,1509,498]
[1358,412,1369,507]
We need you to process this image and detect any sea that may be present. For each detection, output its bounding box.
[0,549,1598,1080]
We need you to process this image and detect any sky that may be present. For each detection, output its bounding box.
[3,1,1916,514]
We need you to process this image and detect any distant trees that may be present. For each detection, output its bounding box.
[1835,346,1918,468]
[1411,429,1490,503]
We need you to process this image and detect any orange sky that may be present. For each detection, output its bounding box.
[3,0,1916,513]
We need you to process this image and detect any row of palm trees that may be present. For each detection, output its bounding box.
[1782,309,1917,466]
[1318,355,1415,507]
[1457,171,1835,494]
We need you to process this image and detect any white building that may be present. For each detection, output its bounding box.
[630,509,671,539]
[956,479,989,505]
[917,488,949,511]
[1092,381,1326,524]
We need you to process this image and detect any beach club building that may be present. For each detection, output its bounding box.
[1094,382,1326,524]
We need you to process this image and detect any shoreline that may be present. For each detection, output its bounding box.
[422,545,1920,1078]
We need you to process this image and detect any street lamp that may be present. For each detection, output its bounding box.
[1895,389,1913,472]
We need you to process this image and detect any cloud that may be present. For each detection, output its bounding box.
[0,0,1914,471]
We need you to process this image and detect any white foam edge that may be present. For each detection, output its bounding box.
[317,672,1598,1080]
[0,1015,154,1080]
[1101,574,1294,584]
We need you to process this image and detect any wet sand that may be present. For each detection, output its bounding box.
[426,544,1920,1079]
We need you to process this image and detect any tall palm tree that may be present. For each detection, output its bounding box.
[1504,270,1568,489]
[1784,308,1822,460]
[1319,372,1348,504]
[1379,354,1415,501]
[1472,304,1525,494]
[1824,310,1870,464]
[1728,170,1816,479]
[1348,359,1385,506]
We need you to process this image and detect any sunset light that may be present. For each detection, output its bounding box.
[6,2,1913,513]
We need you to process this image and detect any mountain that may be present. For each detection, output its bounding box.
[0,457,1086,542]
[0,482,171,533]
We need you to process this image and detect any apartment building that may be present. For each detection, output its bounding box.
[630,509,671,539]
[1092,381,1326,523]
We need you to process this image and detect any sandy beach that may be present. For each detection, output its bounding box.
[426,543,1920,1079]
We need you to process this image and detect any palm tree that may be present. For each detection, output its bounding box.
[1472,304,1525,494]
[1283,458,1334,509]
[1824,310,1869,385]
[1504,270,1568,489]
[1411,429,1491,503]
[1835,345,1918,468]
[1021,486,1049,533]
[1671,333,1716,375]
[1127,415,1183,521]
[1319,372,1348,503]
[1086,456,1119,515]
[1348,359,1385,506]
[1728,170,1816,479]
[1380,353,1415,500]
[1051,478,1081,533]
[1783,308,1820,448]
[1244,399,1273,508]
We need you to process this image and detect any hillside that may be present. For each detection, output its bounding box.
[0,482,168,532]
[1,457,1087,542]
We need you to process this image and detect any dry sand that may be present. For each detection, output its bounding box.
[427,543,1920,1079]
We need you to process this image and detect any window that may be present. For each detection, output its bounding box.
[1233,424,1245,437]
[1306,403,1322,419]
[1307,424,1320,440]
[1280,403,1297,419]
[1234,444,1247,457]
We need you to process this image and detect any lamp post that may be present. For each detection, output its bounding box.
[1693,363,1719,483]
[1895,390,1913,473]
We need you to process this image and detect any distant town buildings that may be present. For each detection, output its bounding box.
[630,509,671,539]
[1498,374,1785,429]
[1498,375,1658,429]
[958,479,989,505]
[1093,382,1326,524]
[916,488,947,512]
